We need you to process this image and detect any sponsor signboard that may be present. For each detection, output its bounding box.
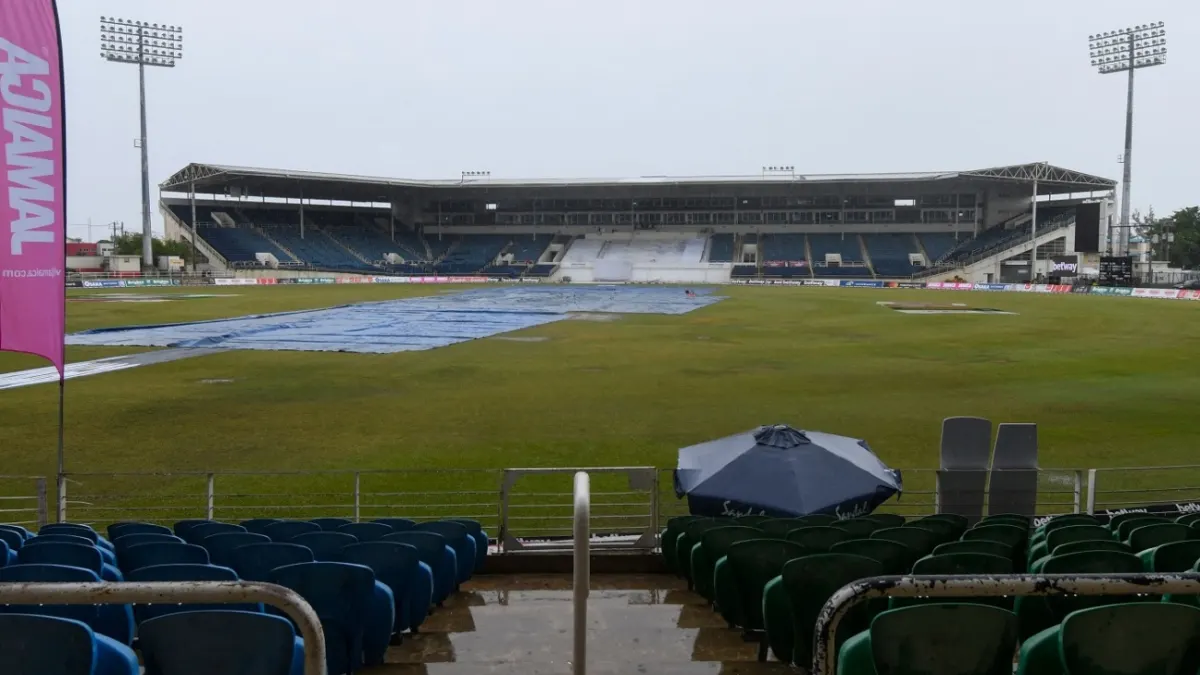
[972,283,1007,291]
[214,278,257,286]
[928,282,973,290]
[1050,256,1079,277]
[1047,284,1071,293]
[1091,286,1134,297]
[1071,286,1092,294]
[1179,290,1200,300]
[1034,500,1200,527]
[1131,288,1179,299]
[82,280,123,288]
[841,280,884,288]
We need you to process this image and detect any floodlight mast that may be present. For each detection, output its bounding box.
[1088,22,1166,256]
[100,17,184,270]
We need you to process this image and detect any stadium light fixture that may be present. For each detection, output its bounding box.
[100,16,185,269]
[1087,21,1166,256]
[461,170,491,183]
[761,165,796,178]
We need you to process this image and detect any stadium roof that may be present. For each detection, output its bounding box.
[161,161,1117,203]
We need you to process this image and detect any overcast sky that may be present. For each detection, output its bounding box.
[60,0,1197,240]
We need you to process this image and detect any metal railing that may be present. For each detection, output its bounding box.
[812,573,1200,675]
[0,581,327,675]
[573,471,590,675]
[39,463,1200,549]
[0,476,49,528]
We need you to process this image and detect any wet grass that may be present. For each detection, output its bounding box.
[0,284,1197,526]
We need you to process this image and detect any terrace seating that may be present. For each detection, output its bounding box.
[525,263,558,277]
[125,564,262,623]
[919,232,960,263]
[507,235,551,264]
[138,610,304,675]
[863,234,921,277]
[260,225,369,271]
[0,614,138,675]
[760,234,811,278]
[0,563,136,646]
[707,233,736,263]
[269,561,384,674]
[436,235,509,274]
[196,225,296,265]
[808,234,871,277]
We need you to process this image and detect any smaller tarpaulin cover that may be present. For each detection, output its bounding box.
[673,424,902,519]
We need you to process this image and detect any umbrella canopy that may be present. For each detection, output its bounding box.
[674,424,902,518]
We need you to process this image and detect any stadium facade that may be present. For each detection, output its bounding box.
[159,162,1116,285]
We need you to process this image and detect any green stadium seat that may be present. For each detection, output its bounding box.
[1014,550,1143,640]
[919,514,969,537]
[962,524,1025,549]
[1138,540,1200,573]
[1031,515,1099,546]
[661,516,705,574]
[727,539,812,632]
[1176,513,1200,527]
[1115,516,1172,542]
[838,604,1018,675]
[676,519,729,587]
[758,518,808,538]
[734,515,774,527]
[870,527,935,559]
[891,553,1013,610]
[1050,539,1131,558]
[1163,560,1200,608]
[1017,603,1200,675]
[864,514,907,528]
[786,526,851,552]
[1028,525,1112,565]
[763,553,882,666]
[1126,523,1193,552]
[795,514,839,526]
[933,540,1013,558]
[831,539,913,575]
[906,519,963,546]
[981,514,1031,530]
[689,526,762,602]
[1106,511,1155,533]
[833,519,881,538]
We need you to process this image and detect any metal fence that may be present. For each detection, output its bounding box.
[29,464,1200,549]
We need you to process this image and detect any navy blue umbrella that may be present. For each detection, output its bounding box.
[674,424,902,518]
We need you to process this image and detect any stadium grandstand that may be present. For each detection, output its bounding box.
[160,162,1116,285]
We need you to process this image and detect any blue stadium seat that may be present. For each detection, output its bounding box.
[337,523,394,543]
[238,518,283,535]
[113,534,184,567]
[264,521,322,542]
[382,531,457,605]
[0,532,20,562]
[229,543,315,583]
[28,533,96,548]
[289,532,358,561]
[121,543,209,573]
[0,614,138,675]
[310,518,354,532]
[201,532,271,568]
[196,224,296,265]
[172,520,213,539]
[125,564,262,623]
[139,610,303,675]
[525,263,558,277]
[414,521,476,583]
[436,235,509,274]
[39,525,112,553]
[270,561,384,675]
[18,542,123,582]
[184,522,246,545]
[28,533,115,565]
[707,234,736,263]
[507,235,551,264]
[108,522,171,540]
[449,518,489,570]
[372,518,416,532]
[340,541,433,634]
[863,234,920,277]
[0,524,32,540]
[0,564,135,646]
[919,233,959,262]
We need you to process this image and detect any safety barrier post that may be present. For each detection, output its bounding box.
[36,478,48,528]
[353,472,361,522]
[573,471,590,675]
[1086,468,1098,514]
[205,473,215,520]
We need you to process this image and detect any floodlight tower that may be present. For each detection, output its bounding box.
[100,17,184,269]
[1088,22,1166,256]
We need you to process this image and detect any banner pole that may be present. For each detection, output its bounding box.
[56,376,65,522]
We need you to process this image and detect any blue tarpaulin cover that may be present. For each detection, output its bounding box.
[674,424,903,518]
[67,285,723,354]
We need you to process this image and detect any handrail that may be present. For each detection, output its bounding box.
[573,471,590,675]
[0,581,327,675]
[812,573,1200,675]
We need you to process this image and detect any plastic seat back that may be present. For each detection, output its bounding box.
[27,533,94,548]
[1116,516,1172,542]
[114,533,184,559]
[869,604,1018,675]
[122,543,210,572]
[0,564,101,626]
[0,614,103,675]
[338,522,394,542]
[980,514,1030,528]
[0,524,31,541]
[172,519,213,538]
[794,513,838,526]
[962,524,1025,549]
[693,526,762,599]
[270,562,376,675]
[906,518,960,546]
[238,518,282,535]
[373,517,417,532]
[661,516,705,573]
[185,522,246,545]
[933,540,1012,558]
[734,515,772,527]
[309,517,353,531]
[229,543,314,582]
[263,520,321,542]
[758,518,808,538]
[0,528,23,551]
[341,542,422,605]
[677,519,734,582]
[39,524,99,542]
[1042,551,1143,618]
[381,530,455,602]
[1040,514,1100,533]
[865,514,907,528]
[905,553,1013,609]
[1177,513,1200,527]
[1046,525,1112,551]
[831,539,913,574]
[140,609,296,675]
[727,539,812,630]
[415,520,474,580]
[785,526,849,552]
[127,563,254,622]
[109,522,171,540]
[1106,512,1156,532]
[202,532,271,567]
[1144,540,1200,573]
[871,527,935,558]
[1060,603,1200,675]
[832,519,879,538]
[290,531,358,561]
[919,514,969,534]
[18,542,102,573]
[784,553,883,667]
[1051,539,1131,557]
[1128,523,1193,552]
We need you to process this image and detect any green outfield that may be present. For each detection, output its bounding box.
[0,284,1196,523]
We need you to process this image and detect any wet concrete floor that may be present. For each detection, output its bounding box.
[374,574,795,674]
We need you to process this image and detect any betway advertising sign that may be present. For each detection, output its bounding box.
[1050,256,1079,277]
